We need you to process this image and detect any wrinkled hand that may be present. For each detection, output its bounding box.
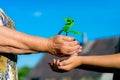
[47,35,82,57]
[48,56,82,72]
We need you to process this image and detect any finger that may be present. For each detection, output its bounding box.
[67,50,79,56]
[56,59,60,66]
[62,36,74,41]
[48,62,51,66]
[53,59,57,65]
[58,65,72,71]
[67,40,79,46]
[55,45,81,57]
[77,46,82,52]
[65,45,81,54]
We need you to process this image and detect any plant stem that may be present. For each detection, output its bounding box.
[58,30,63,35]
[66,32,68,36]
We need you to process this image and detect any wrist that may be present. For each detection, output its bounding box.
[78,56,85,65]
[46,38,56,55]
[27,37,52,53]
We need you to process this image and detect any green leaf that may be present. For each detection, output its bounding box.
[59,17,81,36]
[69,30,81,35]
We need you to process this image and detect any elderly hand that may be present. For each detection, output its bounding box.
[47,35,82,57]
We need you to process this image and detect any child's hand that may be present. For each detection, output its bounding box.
[48,56,82,72]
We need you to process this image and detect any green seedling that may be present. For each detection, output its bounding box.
[58,17,81,36]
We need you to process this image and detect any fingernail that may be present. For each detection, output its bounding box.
[70,37,74,40]
[68,37,72,40]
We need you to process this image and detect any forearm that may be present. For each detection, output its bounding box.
[80,54,120,69]
[0,26,49,54]
[78,64,115,73]
[0,46,37,54]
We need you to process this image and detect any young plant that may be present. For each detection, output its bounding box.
[58,17,81,36]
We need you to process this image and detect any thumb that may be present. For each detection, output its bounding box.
[62,36,74,41]
[60,59,71,66]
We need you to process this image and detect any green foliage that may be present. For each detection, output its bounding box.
[58,17,81,36]
[63,17,74,32]
[69,30,81,35]
[18,66,32,80]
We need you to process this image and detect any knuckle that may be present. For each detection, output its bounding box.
[75,41,79,44]
[76,45,80,48]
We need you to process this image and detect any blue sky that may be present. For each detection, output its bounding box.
[1,0,120,68]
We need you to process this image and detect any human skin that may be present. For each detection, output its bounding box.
[49,54,120,72]
[0,26,82,57]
